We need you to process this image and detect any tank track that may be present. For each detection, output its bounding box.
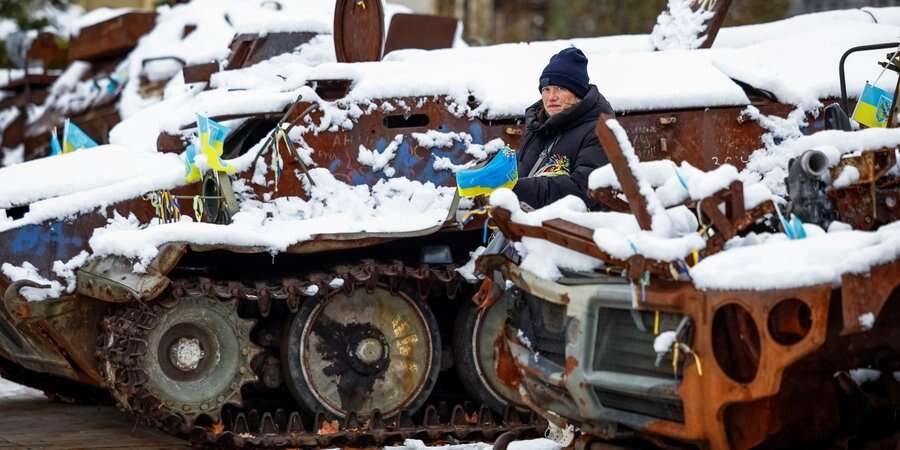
[99,259,545,448]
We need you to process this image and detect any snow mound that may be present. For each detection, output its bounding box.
[651,0,715,51]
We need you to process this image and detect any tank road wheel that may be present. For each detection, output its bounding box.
[98,296,258,427]
[282,286,440,418]
[454,294,526,413]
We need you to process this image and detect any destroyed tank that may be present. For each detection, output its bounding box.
[484,37,900,450]
[0,1,539,446]
[1,1,896,447]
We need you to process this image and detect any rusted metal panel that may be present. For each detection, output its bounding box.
[839,258,900,336]
[0,216,110,292]
[2,112,25,149]
[383,14,458,56]
[828,148,899,230]
[225,32,317,71]
[2,285,110,386]
[615,103,799,171]
[308,79,353,101]
[25,32,67,71]
[28,297,110,385]
[75,249,184,303]
[0,74,58,94]
[657,284,834,449]
[68,12,156,62]
[334,0,384,62]
[182,62,220,84]
[1,282,81,381]
[280,97,523,195]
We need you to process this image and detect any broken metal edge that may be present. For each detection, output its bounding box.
[75,243,186,304]
[2,280,47,324]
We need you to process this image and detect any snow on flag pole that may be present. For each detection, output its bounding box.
[61,119,98,154]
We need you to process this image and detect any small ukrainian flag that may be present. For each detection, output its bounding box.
[49,127,62,156]
[853,83,894,129]
[62,119,98,154]
[196,115,236,174]
[456,147,518,198]
[183,143,202,183]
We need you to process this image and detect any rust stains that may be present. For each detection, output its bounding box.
[494,334,521,390]
[564,356,578,376]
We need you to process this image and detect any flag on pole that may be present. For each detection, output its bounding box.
[197,115,236,174]
[852,83,893,129]
[62,119,98,154]
[49,127,62,156]
[455,147,518,198]
[183,143,202,183]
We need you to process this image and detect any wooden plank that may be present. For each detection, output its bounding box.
[0,393,189,449]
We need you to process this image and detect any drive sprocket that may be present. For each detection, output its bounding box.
[97,294,259,429]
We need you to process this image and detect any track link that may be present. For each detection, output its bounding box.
[188,403,542,448]
[99,259,545,448]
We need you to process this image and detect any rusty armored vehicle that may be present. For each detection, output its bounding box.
[0,1,897,448]
[483,36,900,450]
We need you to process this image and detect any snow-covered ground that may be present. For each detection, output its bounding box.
[389,439,560,450]
[0,376,41,399]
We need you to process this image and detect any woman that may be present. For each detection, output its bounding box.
[513,47,614,210]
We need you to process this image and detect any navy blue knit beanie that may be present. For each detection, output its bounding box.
[539,47,590,99]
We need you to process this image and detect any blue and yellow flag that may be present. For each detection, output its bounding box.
[49,127,62,156]
[853,83,894,129]
[456,147,518,198]
[197,115,236,174]
[183,143,202,183]
[62,119,98,154]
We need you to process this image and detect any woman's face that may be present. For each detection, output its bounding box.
[541,85,579,116]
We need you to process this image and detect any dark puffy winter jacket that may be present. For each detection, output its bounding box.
[513,84,614,210]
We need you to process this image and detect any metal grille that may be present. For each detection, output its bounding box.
[592,308,687,422]
[592,309,678,377]
[512,293,567,366]
[593,387,685,423]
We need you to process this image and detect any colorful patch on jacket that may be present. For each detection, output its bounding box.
[534,154,570,177]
